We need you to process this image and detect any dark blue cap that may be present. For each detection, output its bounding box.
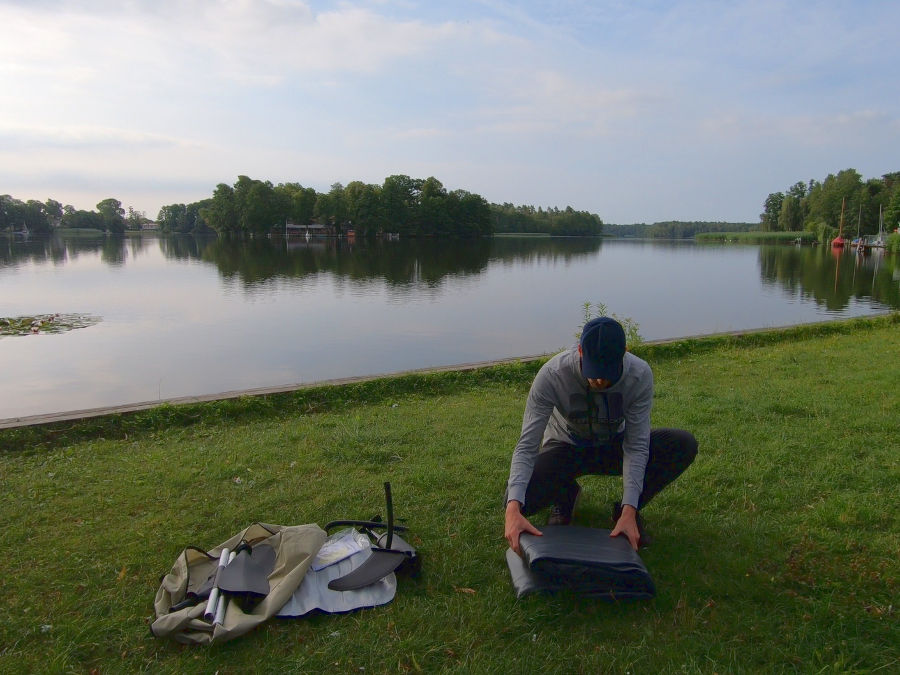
[579,317,626,382]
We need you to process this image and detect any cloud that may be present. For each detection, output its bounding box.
[699,109,900,147]
[40,2,462,76]
[0,123,197,151]
[391,127,453,140]
[1,0,898,224]
[471,68,661,137]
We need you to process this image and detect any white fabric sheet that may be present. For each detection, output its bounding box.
[276,546,397,617]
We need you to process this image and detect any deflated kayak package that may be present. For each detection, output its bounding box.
[151,485,656,645]
[506,525,656,599]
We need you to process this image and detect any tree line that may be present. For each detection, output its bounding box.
[604,221,757,238]
[22,168,897,242]
[0,195,148,235]
[490,203,603,236]
[158,175,605,238]
[760,169,900,239]
[3,178,604,239]
[159,175,494,238]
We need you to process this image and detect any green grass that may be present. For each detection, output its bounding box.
[696,231,816,244]
[1,315,898,673]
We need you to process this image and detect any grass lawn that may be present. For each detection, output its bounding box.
[1,315,897,673]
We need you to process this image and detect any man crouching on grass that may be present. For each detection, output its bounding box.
[504,317,698,554]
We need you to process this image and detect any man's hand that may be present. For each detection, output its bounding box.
[505,500,542,555]
[610,503,640,550]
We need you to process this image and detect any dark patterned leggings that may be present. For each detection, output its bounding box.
[517,428,698,515]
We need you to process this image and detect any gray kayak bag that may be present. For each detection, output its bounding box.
[151,523,326,645]
[507,525,655,600]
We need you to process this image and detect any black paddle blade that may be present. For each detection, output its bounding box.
[327,550,409,591]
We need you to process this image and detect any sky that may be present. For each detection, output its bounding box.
[2,0,898,224]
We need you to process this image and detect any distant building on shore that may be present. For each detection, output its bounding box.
[285,222,334,237]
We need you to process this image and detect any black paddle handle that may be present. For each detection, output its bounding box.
[384,481,394,549]
[324,482,405,539]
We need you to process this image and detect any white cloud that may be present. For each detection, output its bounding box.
[699,110,899,148]
[0,123,197,150]
[391,127,452,140]
[1,1,470,100]
[0,0,898,222]
[470,68,662,137]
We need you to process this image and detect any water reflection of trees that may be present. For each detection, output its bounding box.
[196,237,492,287]
[6,235,898,310]
[3,235,603,286]
[488,237,603,265]
[158,234,216,260]
[0,233,158,268]
[758,245,899,311]
[189,236,605,288]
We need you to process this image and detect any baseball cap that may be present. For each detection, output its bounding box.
[579,317,626,382]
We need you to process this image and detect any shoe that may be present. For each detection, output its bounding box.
[547,484,581,526]
[612,501,652,548]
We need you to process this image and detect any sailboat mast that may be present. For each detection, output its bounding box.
[838,196,845,237]
[831,197,846,248]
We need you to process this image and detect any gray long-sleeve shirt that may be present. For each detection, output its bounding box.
[506,347,654,510]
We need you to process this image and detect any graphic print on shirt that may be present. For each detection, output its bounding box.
[563,390,625,444]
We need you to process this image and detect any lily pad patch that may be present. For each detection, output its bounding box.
[0,314,101,336]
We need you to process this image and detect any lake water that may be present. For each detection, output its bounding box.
[2,234,897,421]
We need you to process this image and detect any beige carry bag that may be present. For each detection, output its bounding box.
[151,522,326,645]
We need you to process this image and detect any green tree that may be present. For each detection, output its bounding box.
[452,190,492,236]
[382,175,421,235]
[0,196,51,234]
[760,192,784,231]
[274,183,318,225]
[22,200,51,235]
[44,199,63,227]
[159,200,214,234]
[549,206,603,236]
[884,187,900,234]
[201,183,239,235]
[344,181,383,236]
[313,183,349,232]
[270,186,291,229]
[418,176,448,236]
[157,203,187,233]
[327,183,348,233]
[97,198,126,234]
[243,179,278,235]
[778,195,803,231]
[787,181,807,200]
[0,195,26,232]
[188,200,214,234]
[231,175,278,235]
[126,207,147,231]
[313,192,335,228]
[61,207,104,230]
[806,169,862,231]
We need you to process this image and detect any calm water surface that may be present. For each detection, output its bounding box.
[2,234,897,421]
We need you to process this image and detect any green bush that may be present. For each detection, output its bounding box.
[886,232,900,253]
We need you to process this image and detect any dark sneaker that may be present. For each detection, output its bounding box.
[612,501,652,548]
[547,484,582,526]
